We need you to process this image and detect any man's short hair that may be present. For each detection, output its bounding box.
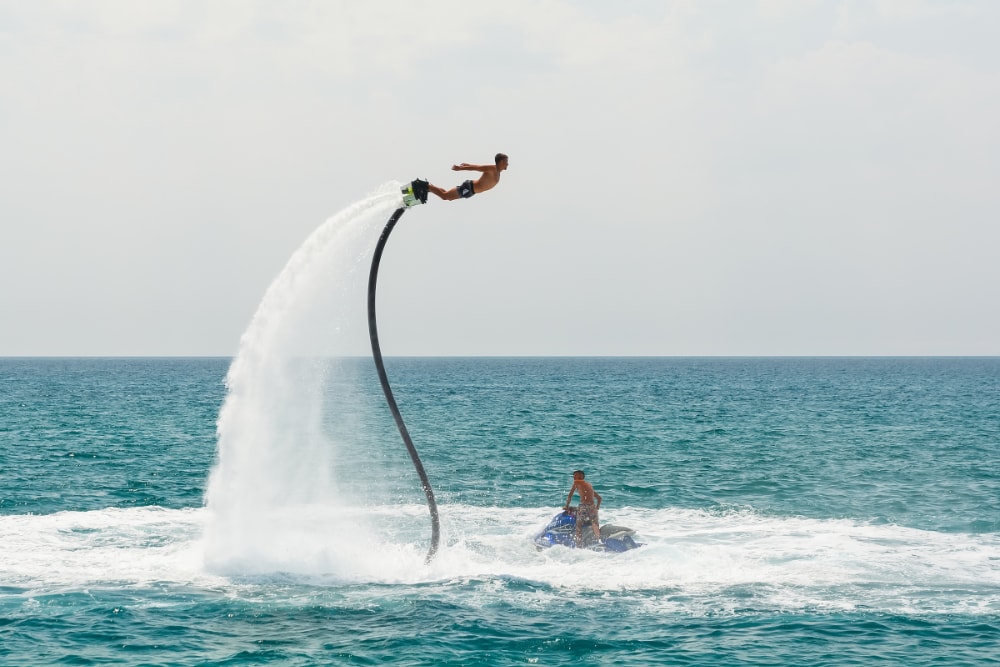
[495,153,508,165]
[573,470,585,478]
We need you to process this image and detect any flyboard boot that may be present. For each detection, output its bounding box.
[401,179,429,207]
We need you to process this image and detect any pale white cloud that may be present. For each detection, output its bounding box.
[869,0,981,21]
[758,0,825,19]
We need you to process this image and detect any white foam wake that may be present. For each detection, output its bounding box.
[2,506,997,616]
[203,183,403,573]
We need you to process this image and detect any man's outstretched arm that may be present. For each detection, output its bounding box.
[451,163,491,172]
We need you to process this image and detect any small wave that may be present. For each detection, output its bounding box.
[618,484,660,495]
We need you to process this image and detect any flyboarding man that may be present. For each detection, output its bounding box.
[564,469,602,545]
[402,153,509,207]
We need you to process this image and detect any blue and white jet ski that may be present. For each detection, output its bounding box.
[533,507,641,552]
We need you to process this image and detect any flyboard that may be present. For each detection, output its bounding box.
[401,179,429,209]
[367,179,438,562]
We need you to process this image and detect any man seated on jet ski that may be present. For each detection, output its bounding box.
[564,470,602,546]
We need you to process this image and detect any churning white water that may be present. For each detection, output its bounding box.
[203,183,406,574]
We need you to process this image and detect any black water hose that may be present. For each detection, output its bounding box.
[367,206,440,563]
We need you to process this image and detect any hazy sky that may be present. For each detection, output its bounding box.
[2,1,998,356]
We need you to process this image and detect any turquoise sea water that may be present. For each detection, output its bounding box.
[1,356,998,665]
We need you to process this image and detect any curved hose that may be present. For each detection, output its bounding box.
[367,206,440,563]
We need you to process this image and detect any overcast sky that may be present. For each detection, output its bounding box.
[2,1,998,356]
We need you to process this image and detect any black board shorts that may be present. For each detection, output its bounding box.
[457,180,475,198]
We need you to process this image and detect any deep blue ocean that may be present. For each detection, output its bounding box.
[1,356,998,666]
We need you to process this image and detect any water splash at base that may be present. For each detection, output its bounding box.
[203,183,404,573]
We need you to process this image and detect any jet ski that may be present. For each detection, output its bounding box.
[533,507,641,552]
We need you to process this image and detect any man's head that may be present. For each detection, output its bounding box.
[495,153,509,171]
[573,470,585,480]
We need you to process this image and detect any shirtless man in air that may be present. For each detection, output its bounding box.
[564,469,603,545]
[427,153,509,201]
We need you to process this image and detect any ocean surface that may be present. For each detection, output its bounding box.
[1,356,998,666]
